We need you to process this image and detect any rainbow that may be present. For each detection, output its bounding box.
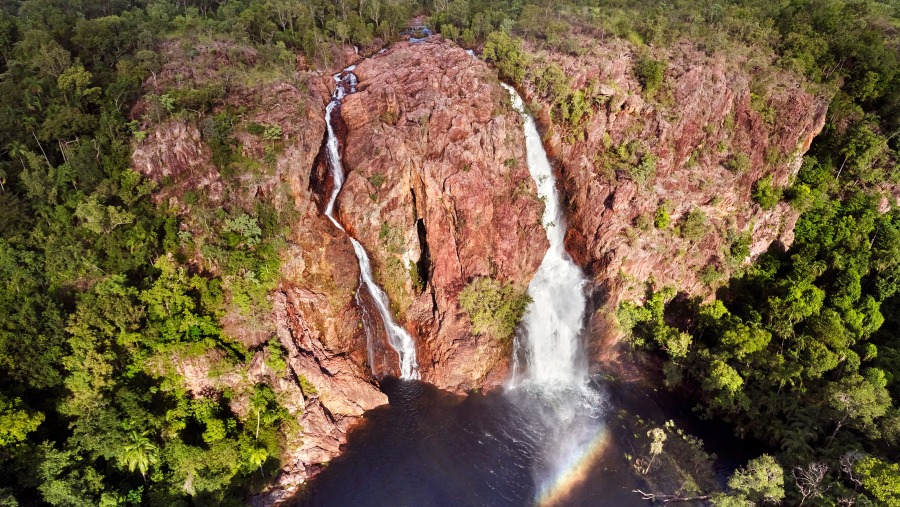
[534,423,612,506]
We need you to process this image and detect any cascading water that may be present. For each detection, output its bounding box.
[501,83,608,504]
[323,66,420,380]
[304,51,739,507]
[502,83,589,388]
[303,56,653,507]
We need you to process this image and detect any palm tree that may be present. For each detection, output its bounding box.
[247,446,268,475]
[121,430,159,480]
[6,141,28,172]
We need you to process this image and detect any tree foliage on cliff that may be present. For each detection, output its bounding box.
[0,0,421,505]
[459,276,531,342]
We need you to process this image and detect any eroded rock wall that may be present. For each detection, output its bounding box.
[517,37,828,355]
[337,40,547,390]
[130,40,384,495]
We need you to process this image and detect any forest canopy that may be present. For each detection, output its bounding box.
[0,0,898,505]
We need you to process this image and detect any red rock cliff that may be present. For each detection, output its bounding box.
[516,37,828,357]
[337,39,548,390]
[130,39,385,497]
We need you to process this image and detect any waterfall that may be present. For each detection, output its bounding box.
[500,83,606,506]
[323,67,420,380]
[502,83,589,387]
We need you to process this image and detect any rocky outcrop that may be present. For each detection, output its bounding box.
[130,39,385,494]
[516,37,828,356]
[336,39,547,391]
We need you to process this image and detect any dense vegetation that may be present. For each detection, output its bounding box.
[459,277,531,342]
[0,0,418,505]
[598,0,900,499]
[0,0,899,505]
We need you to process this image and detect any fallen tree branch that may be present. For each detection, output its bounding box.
[633,489,711,505]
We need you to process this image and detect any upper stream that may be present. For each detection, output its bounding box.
[323,67,419,380]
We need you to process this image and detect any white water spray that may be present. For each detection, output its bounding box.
[502,84,589,388]
[501,83,607,504]
[324,67,420,380]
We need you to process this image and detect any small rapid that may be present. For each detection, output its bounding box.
[324,67,419,380]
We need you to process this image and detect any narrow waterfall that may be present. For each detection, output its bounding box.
[324,67,420,380]
[501,84,589,387]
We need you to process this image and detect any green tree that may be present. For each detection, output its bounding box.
[0,395,44,447]
[634,56,666,96]
[827,370,892,443]
[119,430,158,479]
[482,31,529,84]
[725,454,785,505]
[644,427,666,474]
[856,456,900,505]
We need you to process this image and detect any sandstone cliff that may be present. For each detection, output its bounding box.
[126,29,830,496]
[336,40,547,390]
[514,36,828,355]
[130,39,385,496]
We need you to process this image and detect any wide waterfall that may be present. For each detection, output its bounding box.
[501,84,589,387]
[323,67,420,380]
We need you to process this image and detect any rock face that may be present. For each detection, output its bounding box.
[516,37,828,356]
[130,40,385,495]
[336,39,547,390]
[129,37,547,494]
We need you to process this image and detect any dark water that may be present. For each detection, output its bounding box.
[297,378,645,507]
[296,375,755,506]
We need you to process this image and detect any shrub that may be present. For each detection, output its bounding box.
[726,229,751,267]
[170,83,225,113]
[461,28,475,47]
[635,213,652,231]
[752,175,782,210]
[635,56,666,97]
[724,152,751,173]
[654,202,671,229]
[482,31,529,85]
[602,140,656,186]
[408,260,423,293]
[247,122,265,135]
[629,153,658,187]
[459,277,531,341]
[368,173,386,189]
[680,208,709,242]
[785,183,814,212]
[297,375,317,397]
[440,23,459,41]
[263,338,287,375]
[750,92,775,124]
[700,264,723,287]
